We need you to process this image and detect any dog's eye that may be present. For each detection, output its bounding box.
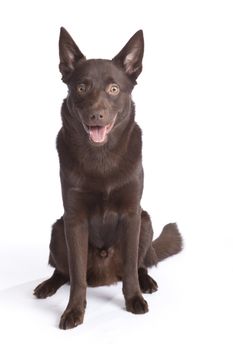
[77,84,87,95]
[107,84,120,96]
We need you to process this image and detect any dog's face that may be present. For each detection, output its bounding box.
[59,28,144,145]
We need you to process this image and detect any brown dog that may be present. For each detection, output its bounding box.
[34,28,182,330]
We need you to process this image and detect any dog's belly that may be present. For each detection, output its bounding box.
[88,209,120,249]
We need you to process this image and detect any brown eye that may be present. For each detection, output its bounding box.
[77,84,87,95]
[107,83,120,96]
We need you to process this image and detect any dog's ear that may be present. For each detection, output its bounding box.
[59,27,85,82]
[112,30,144,81]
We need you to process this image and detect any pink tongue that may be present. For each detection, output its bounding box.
[89,126,108,143]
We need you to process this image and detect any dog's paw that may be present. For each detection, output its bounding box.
[34,280,57,299]
[59,308,84,330]
[126,295,149,314]
[139,272,158,294]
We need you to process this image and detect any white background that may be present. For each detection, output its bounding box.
[0,0,232,349]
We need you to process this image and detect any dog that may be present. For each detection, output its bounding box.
[34,27,183,330]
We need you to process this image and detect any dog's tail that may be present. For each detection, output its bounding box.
[145,223,183,267]
[153,223,183,262]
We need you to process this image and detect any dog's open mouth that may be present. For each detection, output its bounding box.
[84,116,117,144]
[88,124,111,143]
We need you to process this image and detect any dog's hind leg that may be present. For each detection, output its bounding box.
[34,217,69,298]
[138,267,158,293]
[138,210,158,294]
[138,211,183,294]
[34,269,68,298]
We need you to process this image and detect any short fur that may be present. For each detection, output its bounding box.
[34,28,183,330]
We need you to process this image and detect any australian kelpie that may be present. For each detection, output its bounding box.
[34,28,182,329]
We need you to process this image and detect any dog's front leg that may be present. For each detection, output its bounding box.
[122,212,149,314]
[59,215,88,330]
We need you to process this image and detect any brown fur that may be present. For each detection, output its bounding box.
[34,28,183,329]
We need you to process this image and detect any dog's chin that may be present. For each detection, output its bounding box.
[83,116,117,146]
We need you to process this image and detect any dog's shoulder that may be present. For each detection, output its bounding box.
[56,127,74,169]
[127,121,142,160]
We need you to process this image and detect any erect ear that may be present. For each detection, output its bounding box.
[112,30,144,81]
[59,27,85,82]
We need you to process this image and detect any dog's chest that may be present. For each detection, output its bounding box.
[87,192,121,249]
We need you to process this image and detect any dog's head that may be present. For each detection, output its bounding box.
[59,28,144,145]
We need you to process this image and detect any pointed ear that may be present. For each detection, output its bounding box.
[59,27,85,82]
[112,30,144,81]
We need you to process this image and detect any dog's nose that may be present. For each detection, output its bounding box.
[90,112,104,121]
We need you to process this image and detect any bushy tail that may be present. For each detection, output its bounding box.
[152,223,183,262]
[144,223,183,267]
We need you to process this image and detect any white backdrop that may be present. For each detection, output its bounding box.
[0,0,232,349]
